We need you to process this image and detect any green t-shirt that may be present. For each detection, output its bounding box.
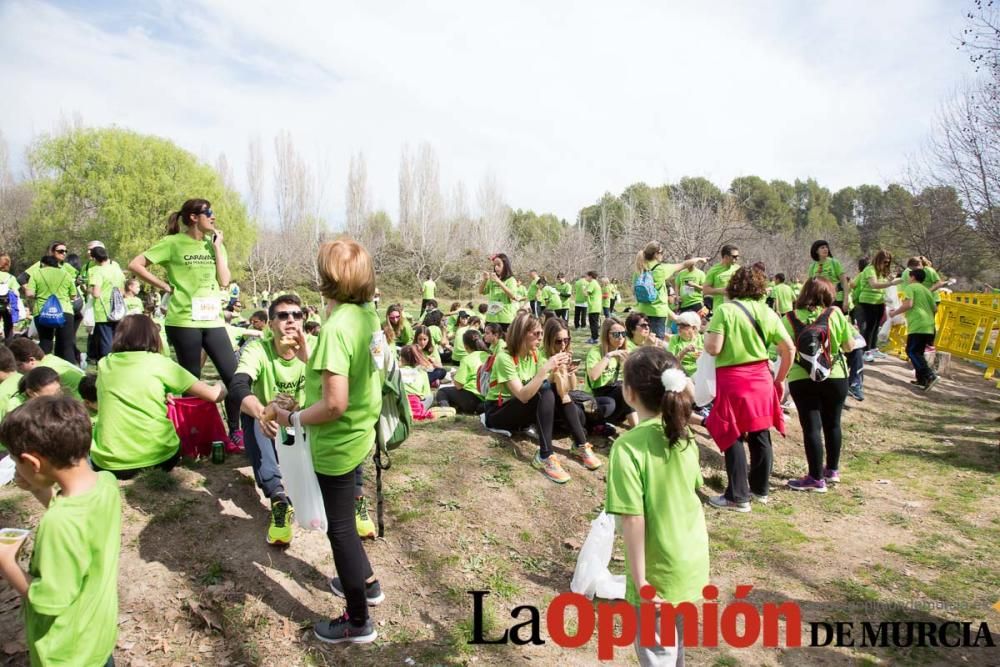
[901,283,937,335]
[27,266,76,316]
[675,268,706,309]
[486,349,538,402]
[706,299,790,368]
[400,366,431,399]
[428,325,445,349]
[605,419,709,606]
[0,271,19,300]
[585,280,602,314]
[26,471,120,667]
[666,333,704,377]
[633,262,677,318]
[143,234,228,328]
[856,265,888,305]
[236,338,307,406]
[704,262,739,297]
[93,352,197,470]
[601,285,612,309]
[771,283,796,314]
[152,314,170,356]
[422,280,435,299]
[455,350,488,398]
[124,295,143,315]
[901,267,943,303]
[0,372,22,423]
[452,326,471,363]
[573,278,588,305]
[808,258,845,299]
[387,318,413,346]
[541,285,563,310]
[87,263,126,324]
[557,280,573,300]
[39,355,84,399]
[782,308,850,382]
[305,303,381,476]
[485,277,518,325]
[585,346,622,391]
[527,277,540,300]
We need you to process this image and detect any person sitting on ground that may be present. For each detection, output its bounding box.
[624,312,667,351]
[18,367,62,400]
[605,346,709,666]
[0,345,22,421]
[889,268,940,392]
[435,329,489,414]
[303,320,321,337]
[124,279,144,315]
[383,304,413,346]
[7,338,84,399]
[230,294,310,546]
[586,317,639,428]
[0,396,122,667]
[444,302,463,335]
[666,311,704,377]
[450,311,473,366]
[90,315,227,479]
[422,309,453,365]
[400,345,449,420]
[483,312,575,483]
[248,311,268,331]
[483,322,505,354]
[413,325,447,386]
[78,372,98,415]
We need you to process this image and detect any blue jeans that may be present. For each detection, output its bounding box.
[648,316,667,339]
[247,416,286,500]
[847,348,864,388]
[93,321,118,361]
[906,332,936,383]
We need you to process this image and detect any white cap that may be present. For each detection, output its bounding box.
[675,311,701,328]
[87,240,105,250]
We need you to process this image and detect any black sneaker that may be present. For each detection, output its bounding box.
[313,613,377,644]
[329,577,385,606]
[923,375,940,392]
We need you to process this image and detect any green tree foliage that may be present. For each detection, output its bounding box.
[25,127,254,273]
[510,209,564,248]
[729,176,794,232]
[671,177,724,208]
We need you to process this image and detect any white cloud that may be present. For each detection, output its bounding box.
[0,0,973,225]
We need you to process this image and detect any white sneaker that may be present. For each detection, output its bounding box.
[863,351,875,363]
[707,494,751,513]
[873,350,889,359]
[751,493,770,504]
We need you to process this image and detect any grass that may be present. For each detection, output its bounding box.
[149,497,198,525]
[140,467,178,491]
[199,559,225,586]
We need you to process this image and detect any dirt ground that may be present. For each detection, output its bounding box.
[0,350,997,666]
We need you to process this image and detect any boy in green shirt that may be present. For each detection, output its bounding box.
[584,271,602,343]
[770,273,796,315]
[889,268,939,391]
[420,275,436,318]
[0,396,121,667]
[573,275,588,330]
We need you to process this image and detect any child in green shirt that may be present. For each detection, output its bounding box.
[0,396,121,667]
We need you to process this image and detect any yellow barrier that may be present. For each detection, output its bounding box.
[939,292,1000,310]
[934,299,1000,380]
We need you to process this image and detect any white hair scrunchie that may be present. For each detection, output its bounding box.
[660,368,687,394]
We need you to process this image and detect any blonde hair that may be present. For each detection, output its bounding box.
[317,239,376,304]
[634,242,663,273]
[506,311,541,358]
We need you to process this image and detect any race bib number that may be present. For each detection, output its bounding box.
[681,284,694,296]
[191,296,221,321]
[370,330,386,371]
[487,301,504,315]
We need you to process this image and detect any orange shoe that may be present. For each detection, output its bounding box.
[532,452,571,484]
[574,443,602,470]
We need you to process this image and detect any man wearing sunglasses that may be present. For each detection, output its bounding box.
[19,241,77,289]
[230,294,310,546]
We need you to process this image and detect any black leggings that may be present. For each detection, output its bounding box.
[588,312,600,340]
[485,388,556,458]
[723,430,772,503]
[1,309,11,341]
[435,386,484,414]
[788,378,847,479]
[856,302,885,351]
[316,468,375,624]
[166,326,240,432]
[37,320,76,363]
[552,394,589,446]
[592,383,634,424]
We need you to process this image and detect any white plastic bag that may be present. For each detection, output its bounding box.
[0,456,15,486]
[256,416,327,531]
[571,511,626,600]
[693,352,717,407]
[82,299,96,328]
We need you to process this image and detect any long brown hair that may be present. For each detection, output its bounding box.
[872,249,892,278]
[506,312,541,359]
[634,241,662,273]
[599,316,626,356]
[622,346,692,447]
[167,198,210,234]
[542,317,571,358]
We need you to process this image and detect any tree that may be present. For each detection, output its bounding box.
[0,131,33,267]
[26,126,254,272]
[729,176,794,233]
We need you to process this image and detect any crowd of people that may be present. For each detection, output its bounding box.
[0,195,953,664]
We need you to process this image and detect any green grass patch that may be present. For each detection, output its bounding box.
[481,457,514,487]
[139,467,178,491]
[200,559,225,586]
[150,497,198,525]
[394,508,422,524]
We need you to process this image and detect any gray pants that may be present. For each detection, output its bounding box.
[634,606,684,667]
[246,414,285,500]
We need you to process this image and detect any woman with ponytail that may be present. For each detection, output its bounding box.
[605,346,709,665]
[128,199,244,450]
[631,242,706,339]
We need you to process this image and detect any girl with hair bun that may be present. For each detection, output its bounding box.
[605,346,709,665]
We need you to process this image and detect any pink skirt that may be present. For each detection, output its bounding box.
[705,360,785,452]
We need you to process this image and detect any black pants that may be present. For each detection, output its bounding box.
[723,430,772,503]
[678,303,704,314]
[420,299,432,318]
[552,393,589,446]
[588,312,600,340]
[574,305,587,329]
[435,386,484,414]
[857,302,884,351]
[426,367,447,384]
[593,383,634,424]
[1,309,11,341]
[556,308,568,322]
[789,378,847,479]
[91,448,181,480]
[610,298,616,313]
[92,321,118,362]
[166,326,240,432]
[485,388,556,458]
[37,319,76,363]
[316,468,375,624]
[530,300,541,316]
[906,332,936,383]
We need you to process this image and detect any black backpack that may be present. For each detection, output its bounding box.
[786,308,836,382]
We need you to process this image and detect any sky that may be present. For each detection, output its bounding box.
[0,0,977,226]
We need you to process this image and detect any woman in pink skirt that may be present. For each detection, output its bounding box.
[703,265,794,512]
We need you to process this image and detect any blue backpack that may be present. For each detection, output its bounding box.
[35,273,67,327]
[633,263,662,304]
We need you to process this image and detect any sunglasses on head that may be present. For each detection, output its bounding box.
[610,331,627,339]
[275,310,304,321]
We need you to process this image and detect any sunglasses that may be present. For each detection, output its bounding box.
[729,255,740,260]
[610,331,627,339]
[638,322,649,329]
[54,248,67,254]
[555,337,571,345]
[201,208,214,218]
[528,330,542,338]
[275,310,304,321]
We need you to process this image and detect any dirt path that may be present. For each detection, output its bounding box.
[0,354,997,666]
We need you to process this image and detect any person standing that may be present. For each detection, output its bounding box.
[701,244,740,313]
[128,198,244,450]
[573,273,588,330]
[854,250,900,362]
[770,273,796,316]
[24,255,77,362]
[274,239,384,644]
[87,245,126,362]
[632,242,707,339]
[480,254,518,334]
[526,269,541,316]
[889,268,940,391]
[807,240,851,312]
[0,254,19,341]
[420,273,436,318]
[674,255,707,315]
[585,271,603,344]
